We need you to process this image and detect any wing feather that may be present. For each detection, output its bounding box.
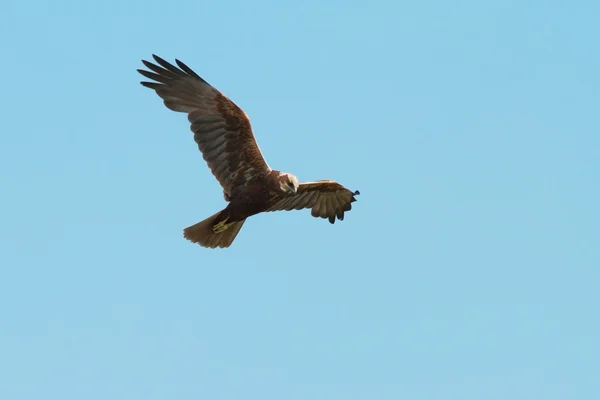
[266,180,359,224]
[138,55,271,196]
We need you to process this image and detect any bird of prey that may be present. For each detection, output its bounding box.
[137,55,359,248]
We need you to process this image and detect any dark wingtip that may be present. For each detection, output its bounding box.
[152,54,166,63]
[175,58,203,80]
[141,60,156,70]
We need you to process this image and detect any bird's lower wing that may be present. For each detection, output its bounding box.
[266,180,359,224]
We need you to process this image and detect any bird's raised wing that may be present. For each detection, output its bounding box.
[266,181,360,223]
[138,55,271,195]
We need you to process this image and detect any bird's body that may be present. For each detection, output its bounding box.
[216,171,280,226]
[138,55,359,248]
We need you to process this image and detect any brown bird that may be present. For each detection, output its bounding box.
[137,55,359,248]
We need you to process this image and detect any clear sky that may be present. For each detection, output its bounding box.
[1,0,599,399]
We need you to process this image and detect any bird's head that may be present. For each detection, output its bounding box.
[279,173,299,194]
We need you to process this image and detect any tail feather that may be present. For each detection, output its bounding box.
[183,210,246,249]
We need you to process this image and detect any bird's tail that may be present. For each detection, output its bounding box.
[183,210,246,249]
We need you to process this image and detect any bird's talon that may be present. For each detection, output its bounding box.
[212,217,231,233]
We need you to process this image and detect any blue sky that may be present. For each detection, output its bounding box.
[1,0,599,398]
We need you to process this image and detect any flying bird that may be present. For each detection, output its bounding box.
[137,55,359,248]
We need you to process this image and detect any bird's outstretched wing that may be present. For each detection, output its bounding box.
[138,55,271,195]
[266,180,360,223]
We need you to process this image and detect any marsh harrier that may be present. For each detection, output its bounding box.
[138,55,359,248]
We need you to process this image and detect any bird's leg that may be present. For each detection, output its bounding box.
[212,217,232,233]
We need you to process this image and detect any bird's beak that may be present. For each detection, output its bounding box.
[288,185,297,194]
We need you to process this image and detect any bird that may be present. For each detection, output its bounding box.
[137,55,359,248]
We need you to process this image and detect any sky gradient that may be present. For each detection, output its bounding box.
[1,0,599,399]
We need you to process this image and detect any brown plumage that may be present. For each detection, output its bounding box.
[138,54,359,248]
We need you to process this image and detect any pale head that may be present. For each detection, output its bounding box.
[278,172,299,195]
